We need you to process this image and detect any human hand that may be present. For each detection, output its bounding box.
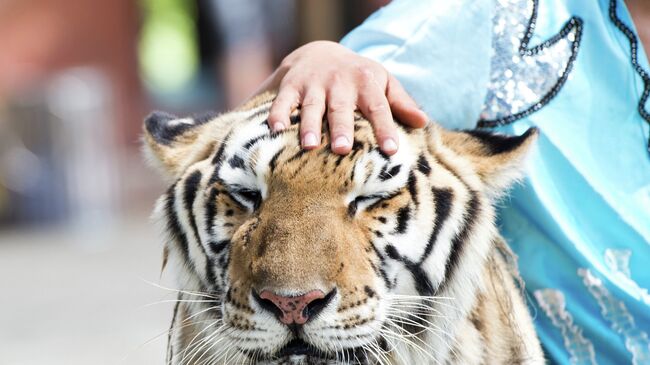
[254,41,428,155]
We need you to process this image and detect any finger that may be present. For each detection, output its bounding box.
[386,75,428,128]
[326,86,356,155]
[268,86,300,131]
[358,81,399,155]
[299,88,326,149]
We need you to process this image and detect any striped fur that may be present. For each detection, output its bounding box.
[143,92,544,364]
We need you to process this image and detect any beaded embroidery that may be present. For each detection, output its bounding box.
[478,0,583,128]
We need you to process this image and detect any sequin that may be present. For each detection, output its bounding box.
[478,0,583,127]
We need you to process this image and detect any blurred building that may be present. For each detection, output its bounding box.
[0,0,386,229]
[0,0,142,227]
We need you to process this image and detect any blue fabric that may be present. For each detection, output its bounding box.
[342,1,650,364]
[341,0,492,130]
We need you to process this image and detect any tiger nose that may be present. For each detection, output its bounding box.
[254,289,335,325]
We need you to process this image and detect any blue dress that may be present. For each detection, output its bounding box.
[342,1,650,364]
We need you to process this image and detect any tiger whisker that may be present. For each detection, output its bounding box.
[181,305,222,324]
[141,298,219,309]
[178,321,226,365]
[385,303,445,317]
[190,326,235,365]
[387,293,455,301]
[123,318,218,364]
[140,278,219,300]
[385,312,460,360]
[386,308,457,345]
[385,319,452,363]
[380,325,442,365]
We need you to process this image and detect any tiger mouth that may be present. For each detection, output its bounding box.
[275,339,324,358]
[257,338,364,363]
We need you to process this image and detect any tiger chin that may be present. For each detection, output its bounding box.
[143,92,544,365]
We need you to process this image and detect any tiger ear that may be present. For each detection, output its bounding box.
[142,111,225,178]
[437,126,538,197]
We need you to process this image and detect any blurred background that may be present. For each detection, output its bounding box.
[1,1,649,364]
[0,0,387,364]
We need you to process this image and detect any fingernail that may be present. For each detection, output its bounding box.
[303,132,318,148]
[272,122,285,131]
[333,136,350,149]
[382,138,398,153]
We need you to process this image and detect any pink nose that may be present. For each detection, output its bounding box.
[258,290,326,325]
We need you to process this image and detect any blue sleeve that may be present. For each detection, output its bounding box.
[340,0,494,130]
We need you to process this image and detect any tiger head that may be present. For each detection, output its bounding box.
[144,93,537,364]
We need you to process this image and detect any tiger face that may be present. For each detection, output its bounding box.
[144,93,537,365]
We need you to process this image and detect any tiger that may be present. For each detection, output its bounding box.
[143,92,544,365]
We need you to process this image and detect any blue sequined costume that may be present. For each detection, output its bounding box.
[341,0,650,363]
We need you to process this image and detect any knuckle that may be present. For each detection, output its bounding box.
[302,95,325,108]
[356,65,378,83]
[277,91,299,107]
[327,72,344,86]
[366,100,389,114]
[328,99,353,113]
[280,78,300,91]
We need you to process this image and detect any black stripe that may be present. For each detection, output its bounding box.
[164,184,196,276]
[369,241,392,289]
[420,187,453,263]
[166,293,181,364]
[334,155,346,168]
[243,135,266,150]
[408,263,435,296]
[204,187,219,236]
[438,192,480,293]
[183,171,203,226]
[269,147,286,172]
[210,131,231,165]
[209,240,230,255]
[352,140,364,151]
[385,244,435,296]
[366,190,403,211]
[417,154,431,176]
[407,171,418,206]
[464,128,537,155]
[393,205,411,234]
[378,164,401,181]
[183,171,218,286]
[248,105,272,123]
[286,148,307,164]
[228,155,246,169]
[223,190,248,210]
[220,252,231,286]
